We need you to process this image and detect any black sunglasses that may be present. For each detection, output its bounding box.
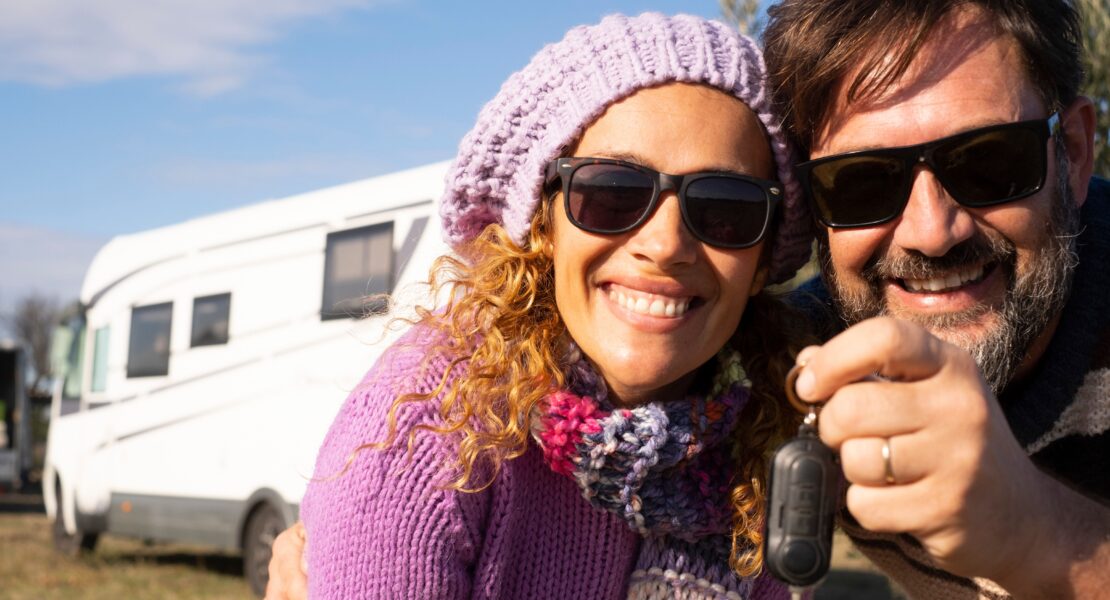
[798,113,1060,228]
[544,157,781,249]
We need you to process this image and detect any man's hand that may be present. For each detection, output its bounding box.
[264,521,308,600]
[793,317,1110,597]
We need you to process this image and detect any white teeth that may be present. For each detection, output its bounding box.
[903,265,985,293]
[608,288,691,318]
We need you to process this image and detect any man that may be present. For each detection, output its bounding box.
[763,0,1108,597]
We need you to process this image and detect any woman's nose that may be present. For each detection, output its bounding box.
[624,193,699,267]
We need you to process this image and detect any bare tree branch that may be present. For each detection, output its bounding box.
[5,293,60,394]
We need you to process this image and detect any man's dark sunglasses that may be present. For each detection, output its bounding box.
[544,157,781,249]
[798,113,1061,228]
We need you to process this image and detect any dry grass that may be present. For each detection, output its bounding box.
[1,504,900,599]
[0,512,252,600]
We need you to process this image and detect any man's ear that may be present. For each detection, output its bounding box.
[1061,96,1097,208]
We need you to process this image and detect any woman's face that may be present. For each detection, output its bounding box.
[551,83,774,406]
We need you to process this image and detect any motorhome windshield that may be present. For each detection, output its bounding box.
[50,313,85,406]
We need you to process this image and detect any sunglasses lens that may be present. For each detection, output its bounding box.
[684,177,770,247]
[807,156,907,226]
[567,163,655,232]
[933,128,1046,205]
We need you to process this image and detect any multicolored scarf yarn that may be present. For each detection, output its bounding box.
[533,345,752,542]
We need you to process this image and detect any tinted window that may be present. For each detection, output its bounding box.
[127,302,172,378]
[321,223,393,319]
[191,293,231,347]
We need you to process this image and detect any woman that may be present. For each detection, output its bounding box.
[292,13,813,599]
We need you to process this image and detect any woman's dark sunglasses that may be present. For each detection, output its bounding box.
[544,157,782,249]
[798,113,1060,228]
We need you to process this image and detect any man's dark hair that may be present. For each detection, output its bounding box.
[762,0,1083,157]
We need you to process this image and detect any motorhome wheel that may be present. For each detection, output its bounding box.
[52,483,98,557]
[243,502,285,597]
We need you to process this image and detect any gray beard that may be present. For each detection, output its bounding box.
[819,142,1081,395]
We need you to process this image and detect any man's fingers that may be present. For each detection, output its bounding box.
[288,572,307,600]
[845,481,944,534]
[264,523,309,600]
[294,521,308,575]
[839,435,928,486]
[816,380,926,446]
[794,317,952,401]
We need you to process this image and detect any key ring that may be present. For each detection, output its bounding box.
[784,363,814,416]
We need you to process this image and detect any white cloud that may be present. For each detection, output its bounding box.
[0,0,380,95]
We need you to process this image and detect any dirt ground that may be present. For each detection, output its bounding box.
[1,494,902,599]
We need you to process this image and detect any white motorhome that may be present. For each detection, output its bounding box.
[45,161,451,595]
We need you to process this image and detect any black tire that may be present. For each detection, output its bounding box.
[242,503,286,597]
[51,510,98,556]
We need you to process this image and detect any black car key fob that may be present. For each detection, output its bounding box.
[764,365,839,590]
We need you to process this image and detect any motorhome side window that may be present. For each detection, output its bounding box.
[191,293,231,347]
[127,302,173,378]
[321,222,393,320]
[91,326,110,392]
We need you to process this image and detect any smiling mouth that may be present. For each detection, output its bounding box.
[607,287,695,317]
[898,264,989,293]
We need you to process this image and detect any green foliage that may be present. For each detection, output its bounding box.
[1079,0,1110,177]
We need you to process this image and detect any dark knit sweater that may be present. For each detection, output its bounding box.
[1005,176,1110,501]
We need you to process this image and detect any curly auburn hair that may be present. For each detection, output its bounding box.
[360,199,810,577]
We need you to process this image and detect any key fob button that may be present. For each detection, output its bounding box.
[782,540,819,577]
[790,453,823,484]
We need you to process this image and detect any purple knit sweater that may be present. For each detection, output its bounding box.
[301,327,790,599]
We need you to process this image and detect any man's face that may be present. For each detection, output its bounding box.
[809,8,1084,392]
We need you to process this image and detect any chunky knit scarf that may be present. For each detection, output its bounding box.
[533,345,752,543]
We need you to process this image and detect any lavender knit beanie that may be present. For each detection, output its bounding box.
[440,12,811,284]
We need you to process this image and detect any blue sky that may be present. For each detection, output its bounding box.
[0,0,736,320]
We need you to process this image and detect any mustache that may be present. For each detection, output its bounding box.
[861,234,1016,283]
